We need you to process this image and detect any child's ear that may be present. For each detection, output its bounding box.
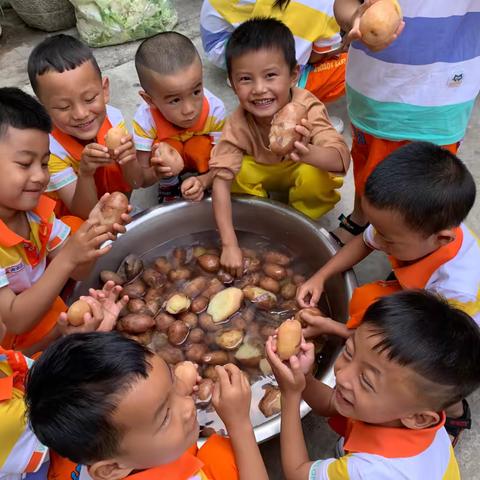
[400,410,441,430]
[88,460,133,480]
[139,90,155,108]
[290,65,301,87]
[434,228,457,247]
[102,76,110,104]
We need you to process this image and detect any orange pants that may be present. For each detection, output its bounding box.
[1,296,66,352]
[347,281,402,329]
[351,125,460,195]
[304,52,347,103]
[165,135,213,174]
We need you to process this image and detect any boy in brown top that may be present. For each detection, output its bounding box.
[210,18,350,275]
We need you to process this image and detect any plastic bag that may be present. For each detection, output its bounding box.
[70,0,178,47]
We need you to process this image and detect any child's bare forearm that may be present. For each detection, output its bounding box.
[212,178,238,247]
[0,253,74,334]
[198,170,215,191]
[228,423,269,480]
[281,394,313,480]
[121,160,143,190]
[302,374,337,417]
[302,146,345,173]
[334,0,362,31]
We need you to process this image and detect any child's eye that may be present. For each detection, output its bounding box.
[266,72,277,78]
[169,98,181,105]
[15,162,30,169]
[161,408,170,427]
[85,95,97,103]
[239,76,250,82]
[55,106,69,111]
[360,374,374,391]
[193,89,202,96]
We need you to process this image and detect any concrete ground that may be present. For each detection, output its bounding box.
[1,0,479,477]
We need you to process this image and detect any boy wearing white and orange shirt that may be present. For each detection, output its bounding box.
[0,87,129,356]
[267,291,480,479]
[297,142,479,442]
[133,32,226,203]
[27,35,147,229]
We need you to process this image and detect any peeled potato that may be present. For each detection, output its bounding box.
[215,329,244,350]
[105,125,127,152]
[242,286,277,310]
[234,343,262,367]
[277,319,302,360]
[97,192,129,231]
[207,287,244,323]
[67,300,91,326]
[165,293,191,314]
[269,102,307,156]
[359,0,403,49]
[174,361,198,393]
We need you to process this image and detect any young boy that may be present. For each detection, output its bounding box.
[27,34,143,223]
[331,0,479,244]
[133,32,226,203]
[25,332,269,480]
[0,285,128,480]
[209,18,350,276]
[296,142,479,439]
[0,87,128,355]
[267,290,480,478]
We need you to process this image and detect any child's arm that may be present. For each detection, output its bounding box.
[266,338,315,480]
[181,171,214,202]
[136,150,159,187]
[297,234,372,307]
[212,364,269,480]
[212,177,243,277]
[300,311,352,340]
[302,374,338,418]
[113,133,143,189]
[333,0,362,32]
[0,221,113,335]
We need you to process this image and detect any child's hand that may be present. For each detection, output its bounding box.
[88,193,133,236]
[290,119,313,163]
[150,142,184,178]
[57,297,104,335]
[212,364,252,430]
[300,311,334,338]
[181,176,205,202]
[112,133,137,166]
[346,0,405,52]
[266,336,308,396]
[61,220,114,269]
[220,245,243,277]
[80,143,112,177]
[84,280,129,332]
[296,274,325,308]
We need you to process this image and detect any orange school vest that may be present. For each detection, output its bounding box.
[348,229,463,328]
[51,117,131,217]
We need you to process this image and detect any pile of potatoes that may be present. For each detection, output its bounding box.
[98,245,322,425]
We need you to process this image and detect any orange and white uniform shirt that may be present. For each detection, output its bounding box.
[46,105,127,196]
[0,349,48,480]
[309,414,459,479]
[348,223,480,328]
[132,88,226,153]
[48,434,238,480]
[0,196,70,350]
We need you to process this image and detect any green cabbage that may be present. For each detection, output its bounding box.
[71,0,178,47]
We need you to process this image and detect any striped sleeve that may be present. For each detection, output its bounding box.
[0,268,8,289]
[133,101,157,152]
[46,165,77,193]
[47,216,71,253]
[203,89,226,143]
[309,457,349,480]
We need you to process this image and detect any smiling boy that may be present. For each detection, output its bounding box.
[133,32,226,203]
[208,18,350,276]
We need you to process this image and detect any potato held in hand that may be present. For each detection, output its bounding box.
[174,361,198,394]
[359,0,403,49]
[269,102,307,156]
[96,192,129,232]
[207,287,244,323]
[277,318,302,360]
[67,299,91,326]
[105,125,128,155]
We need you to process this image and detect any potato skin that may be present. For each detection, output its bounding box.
[154,257,172,275]
[167,320,190,345]
[119,313,155,334]
[105,125,127,151]
[259,276,280,294]
[202,350,229,365]
[262,263,287,281]
[97,192,129,231]
[269,103,307,156]
[276,319,302,360]
[263,251,291,266]
[197,254,220,273]
[154,312,176,332]
[122,280,147,299]
[157,344,185,364]
[189,328,206,344]
[185,342,208,362]
[100,270,126,285]
[280,282,297,300]
[191,295,209,314]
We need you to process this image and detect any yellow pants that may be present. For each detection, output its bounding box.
[231,156,343,219]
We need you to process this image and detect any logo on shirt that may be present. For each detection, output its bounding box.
[5,262,25,275]
[448,73,464,88]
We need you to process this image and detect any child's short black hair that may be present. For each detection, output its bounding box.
[0,87,51,139]
[28,34,101,95]
[363,290,480,409]
[225,17,297,76]
[25,333,153,464]
[135,32,200,89]
[364,142,476,235]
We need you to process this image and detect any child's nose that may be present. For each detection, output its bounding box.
[252,79,266,94]
[72,103,89,120]
[181,100,195,116]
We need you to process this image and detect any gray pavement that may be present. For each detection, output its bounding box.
[1,1,479,477]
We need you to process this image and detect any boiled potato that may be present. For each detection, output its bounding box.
[197,254,220,273]
[100,270,126,286]
[67,300,91,326]
[242,286,277,310]
[96,192,129,231]
[202,350,229,365]
[197,378,214,403]
[189,328,206,344]
[119,313,155,334]
[207,287,244,323]
[157,344,185,364]
[168,268,192,282]
[263,251,291,266]
[174,361,198,393]
[183,277,208,298]
[198,313,223,332]
[105,125,127,153]
[269,103,307,156]
[215,329,244,350]
[277,319,302,360]
[263,263,287,281]
[167,320,190,345]
[259,385,281,417]
[191,295,209,314]
[165,293,191,314]
[280,282,296,300]
[122,279,147,299]
[154,257,172,275]
[142,268,166,289]
[185,342,208,362]
[259,276,280,294]
[154,312,176,332]
[234,343,262,367]
[179,312,198,329]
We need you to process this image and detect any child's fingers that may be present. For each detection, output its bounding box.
[294,125,310,137]
[293,141,309,154]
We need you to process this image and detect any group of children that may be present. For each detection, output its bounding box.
[0,0,480,478]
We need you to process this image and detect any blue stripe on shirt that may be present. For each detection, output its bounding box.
[353,12,480,65]
[201,25,233,53]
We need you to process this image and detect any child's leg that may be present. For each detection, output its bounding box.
[231,155,270,198]
[303,53,348,103]
[197,434,239,480]
[183,135,213,174]
[288,163,342,219]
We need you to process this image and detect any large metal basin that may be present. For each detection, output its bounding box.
[73,196,357,444]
